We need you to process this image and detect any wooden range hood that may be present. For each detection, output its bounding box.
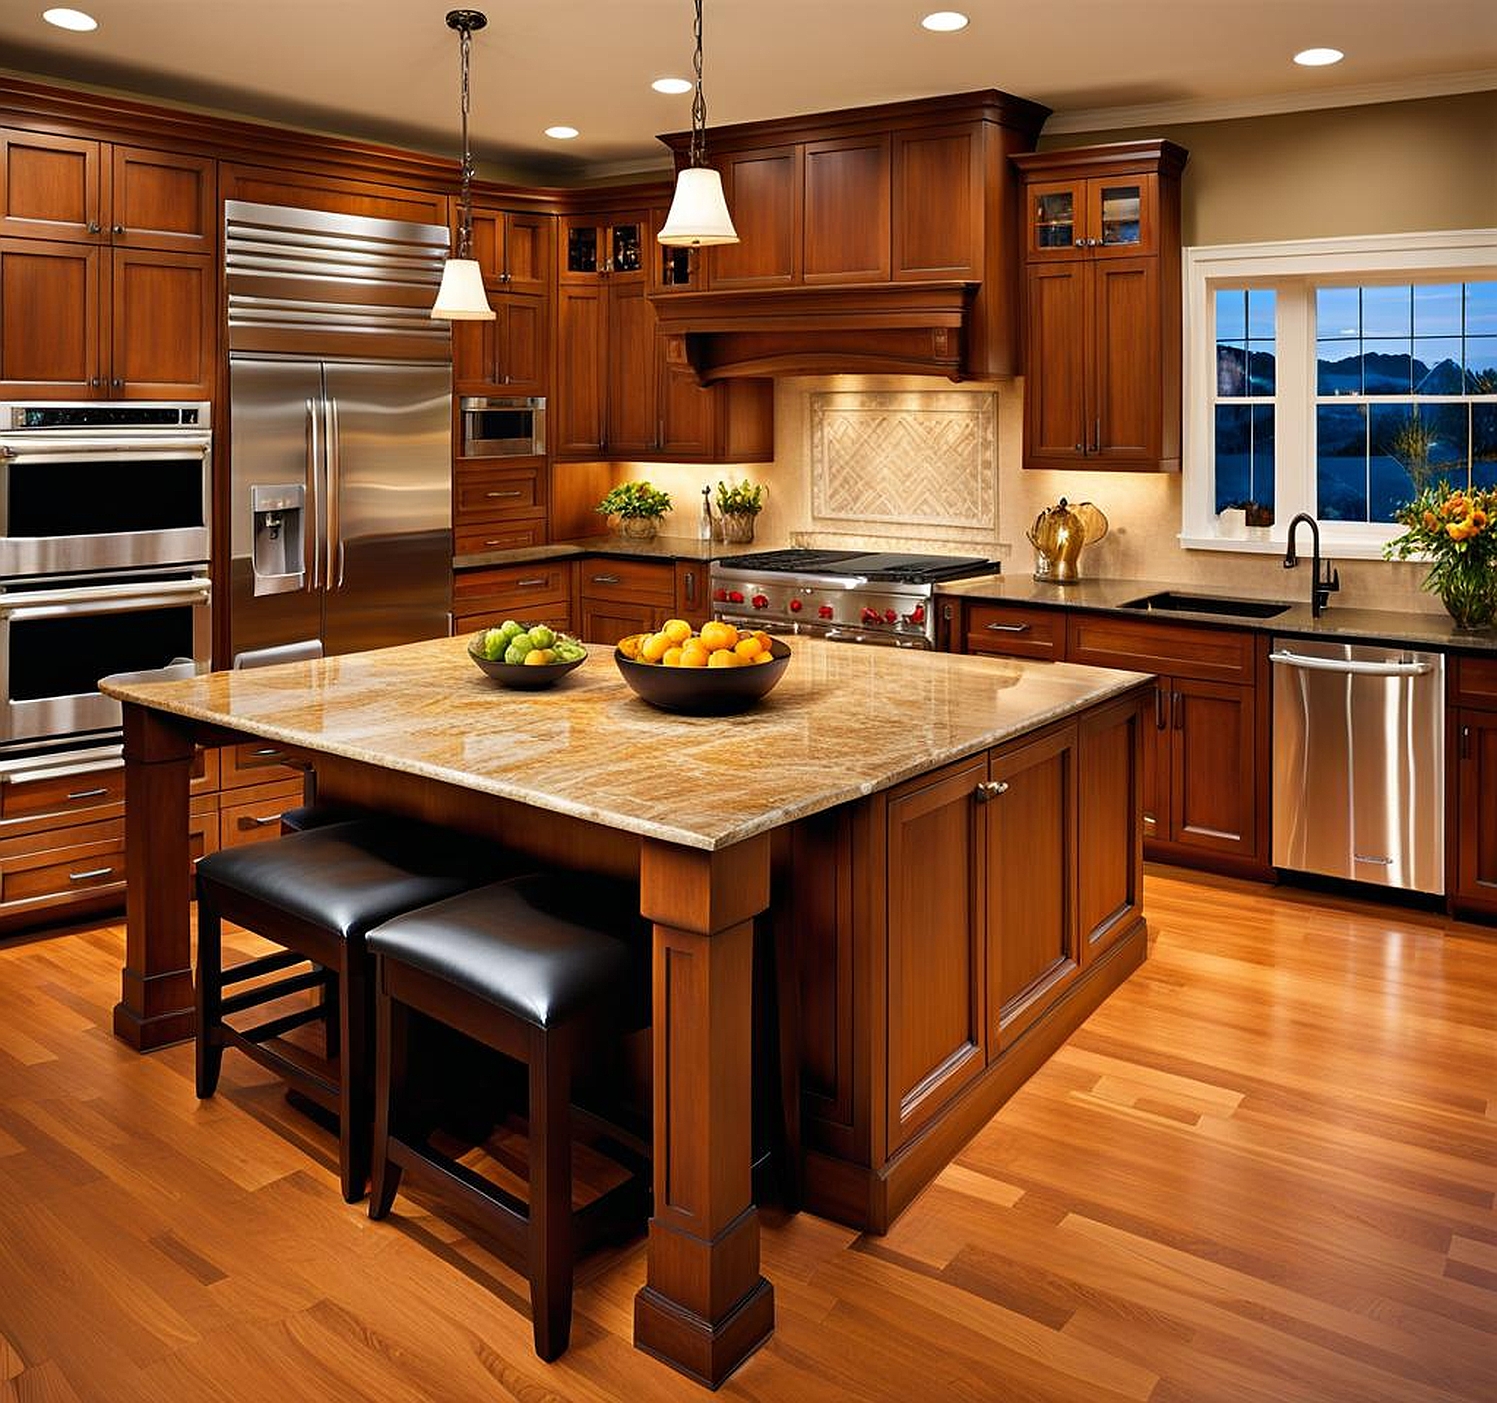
[649,280,976,383]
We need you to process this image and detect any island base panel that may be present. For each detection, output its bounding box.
[802,915,1146,1233]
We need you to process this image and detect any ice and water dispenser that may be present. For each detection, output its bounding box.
[250,483,305,596]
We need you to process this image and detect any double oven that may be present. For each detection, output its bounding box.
[0,403,212,758]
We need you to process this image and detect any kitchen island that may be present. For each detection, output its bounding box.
[102,636,1152,1387]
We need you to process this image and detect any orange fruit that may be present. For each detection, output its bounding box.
[662,645,685,667]
[680,647,709,667]
[734,636,764,660]
[640,631,671,663]
[707,648,742,668]
[617,633,643,660]
[700,620,738,652]
[662,618,693,644]
[751,651,775,665]
[523,648,554,666]
[753,631,772,650]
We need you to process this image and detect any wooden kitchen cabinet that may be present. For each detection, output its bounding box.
[466,206,552,297]
[1449,656,1497,919]
[709,146,801,288]
[578,557,675,643]
[1014,141,1185,472]
[452,560,572,637]
[891,123,984,281]
[0,239,214,398]
[453,459,547,552]
[451,204,553,397]
[802,134,891,284]
[673,558,711,629]
[555,281,607,454]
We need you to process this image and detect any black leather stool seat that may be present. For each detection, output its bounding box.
[366,875,638,1028]
[278,803,364,835]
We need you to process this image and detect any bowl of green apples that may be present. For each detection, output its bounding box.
[468,620,588,690]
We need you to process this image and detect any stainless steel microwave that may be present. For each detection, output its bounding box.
[459,396,545,458]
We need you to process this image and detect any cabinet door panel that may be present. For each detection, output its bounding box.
[709,147,800,288]
[886,757,986,1153]
[1169,678,1256,856]
[1023,262,1088,467]
[0,239,100,395]
[579,600,660,645]
[659,332,719,458]
[1087,173,1157,258]
[987,726,1078,1054]
[673,560,710,630]
[555,285,606,454]
[110,147,216,252]
[606,281,658,455]
[501,294,548,396]
[0,131,101,241]
[451,316,498,393]
[892,124,982,281]
[1024,178,1085,261]
[1455,709,1497,914]
[1092,256,1160,463]
[110,250,215,398]
[1141,678,1169,845]
[1077,694,1144,963]
[803,135,890,284]
[503,212,552,295]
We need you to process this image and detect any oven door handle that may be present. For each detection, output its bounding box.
[0,435,213,459]
[0,578,211,620]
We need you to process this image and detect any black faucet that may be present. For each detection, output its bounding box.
[1283,512,1340,617]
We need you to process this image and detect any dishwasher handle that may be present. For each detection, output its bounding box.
[1269,650,1436,677]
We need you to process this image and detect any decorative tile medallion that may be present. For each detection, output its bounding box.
[809,390,997,533]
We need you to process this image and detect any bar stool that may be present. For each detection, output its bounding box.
[194,819,509,1201]
[366,873,651,1361]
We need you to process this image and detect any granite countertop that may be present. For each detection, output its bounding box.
[453,534,769,571]
[936,574,1485,652]
[100,635,1149,852]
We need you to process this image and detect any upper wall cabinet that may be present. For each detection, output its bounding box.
[1013,141,1188,473]
[0,130,216,253]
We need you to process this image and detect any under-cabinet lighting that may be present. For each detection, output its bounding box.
[1293,47,1345,66]
[42,7,97,31]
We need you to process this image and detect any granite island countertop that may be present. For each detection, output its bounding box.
[936,573,1487,652]
[101,635,1150,852]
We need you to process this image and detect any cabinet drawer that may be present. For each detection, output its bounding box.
[220,741,306,790]
[1,822,125,904]
[456,603,571,637]
[1,763,124,822]
[964,603,1064,660]
[1453,654,1497,709]
[454,522,544,556]
[220,778,305,849]
[453,562,572,613]
[1067,613,1257,685]
[454,463,545,521]
[579,557,675,606]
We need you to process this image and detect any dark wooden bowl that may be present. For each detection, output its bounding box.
[613,638,791,714]
[468,640,587,690]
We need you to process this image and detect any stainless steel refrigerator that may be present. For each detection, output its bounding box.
[225,201,454,666]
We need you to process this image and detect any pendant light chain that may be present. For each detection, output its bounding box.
[456,19,475,259]
[689,0,707,169]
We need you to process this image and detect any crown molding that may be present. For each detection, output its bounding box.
[1043,68,1497,135]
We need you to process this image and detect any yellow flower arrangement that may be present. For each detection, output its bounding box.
[1385,480,1497,629]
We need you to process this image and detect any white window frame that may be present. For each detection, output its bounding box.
[1181,228,1497,559]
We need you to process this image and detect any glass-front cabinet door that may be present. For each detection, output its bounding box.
[560,214,646,283]
[1026,174,1156,259]
[1026,180,1082,258]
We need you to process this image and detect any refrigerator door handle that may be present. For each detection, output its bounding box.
[305,397,322,588]
[323,395,341,591]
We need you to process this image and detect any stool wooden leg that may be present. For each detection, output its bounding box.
[369,974,405,1221]
[194,901,224,1099]
[338,953,372,1203]
[528,1025,573,1362]
[320,966,339,1061]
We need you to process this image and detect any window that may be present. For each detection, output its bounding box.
[1182,230,1497,557]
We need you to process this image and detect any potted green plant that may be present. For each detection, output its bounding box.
[713,478,765,543]
[595,480,672,541]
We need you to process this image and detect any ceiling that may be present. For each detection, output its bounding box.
[3,1,1495,181]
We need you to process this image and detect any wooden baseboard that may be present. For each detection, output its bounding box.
[802,917,1147,1234]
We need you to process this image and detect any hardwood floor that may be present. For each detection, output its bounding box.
[0,867,1493,1402]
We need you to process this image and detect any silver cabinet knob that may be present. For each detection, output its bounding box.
[974,780,1009,802]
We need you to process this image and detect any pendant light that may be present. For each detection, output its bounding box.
[658,0,738,247]
[432,9,496,320]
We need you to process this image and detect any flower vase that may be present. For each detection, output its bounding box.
[1431,554,1497,631]
[619,517,659,542]
[716,511,757,544]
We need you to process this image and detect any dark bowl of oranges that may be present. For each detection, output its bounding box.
[614,619,791,715]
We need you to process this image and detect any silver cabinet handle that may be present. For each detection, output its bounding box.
[516,577,547,588]
[112,224,124,236]
[238,813,283,829]
[1093,416,1101,454]
[484,490,524,499]
[65,788,110,801]
[87,221,100,234]
[1269,651,1435,676]
[68,866,115,881]
[974,780,1009,802]
[250,747,283,758]
[985,622,1030,633]
[112,378,124,390]
[591,573,621,585]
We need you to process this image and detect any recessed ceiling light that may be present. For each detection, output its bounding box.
[544,125,580,141]
[42,7,97,31]
[921,10,969,32]
[1293,47,1344,66]
[652,77,693,95]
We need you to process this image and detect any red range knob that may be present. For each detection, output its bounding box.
[788,598,803,612]
[751,594,769,609]
[883,609,898,624]
[861,607,881,625]
[711,587,728,602]
[911,604,926,624]
[728,590,745,604]
[818,604,835,620]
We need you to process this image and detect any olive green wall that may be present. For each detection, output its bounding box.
[1040,90,1497,245]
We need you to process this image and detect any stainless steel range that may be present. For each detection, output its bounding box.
[710,549,999,648]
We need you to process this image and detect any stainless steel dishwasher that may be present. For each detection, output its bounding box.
[1270,637,1444,894]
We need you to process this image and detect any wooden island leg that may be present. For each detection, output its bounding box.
[634,833,775,1388]
[113,701,196,1051]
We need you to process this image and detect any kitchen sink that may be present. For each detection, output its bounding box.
[1119,590,1292,620]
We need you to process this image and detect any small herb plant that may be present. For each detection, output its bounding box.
[595,480,673,521]
[714,478,765,517]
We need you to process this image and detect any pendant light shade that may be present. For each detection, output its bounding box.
[659,0,738,248]
[433,10,495,321]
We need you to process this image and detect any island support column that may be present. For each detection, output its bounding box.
[634,832,775,1387]
[113,701,196,1050]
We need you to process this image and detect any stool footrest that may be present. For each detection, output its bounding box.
[219,968,328,1017]
[387,1135,529,1262]
[221,948,306,985]
[221,1024,339,1109]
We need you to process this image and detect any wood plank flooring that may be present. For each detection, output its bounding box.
[0,867,1493,1402]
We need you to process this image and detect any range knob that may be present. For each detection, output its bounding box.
[788,598,803,613]
[909,603,927,625]
[818,604,835,620]
[711,587,728,602]
[861,607,882,625]
[883,609,898,624]
[728,590,745,604]
[751,594,769,609]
